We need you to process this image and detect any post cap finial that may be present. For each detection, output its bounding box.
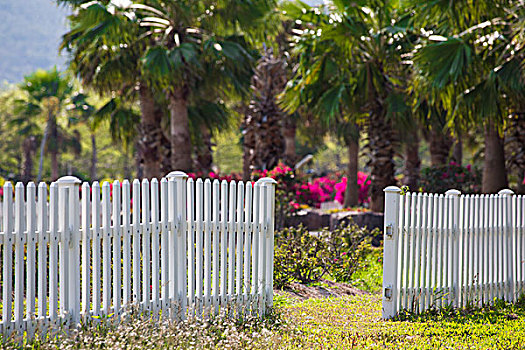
[56,176,82,187]
[498,189,514,196]
[445,189,461,197]
[384,186,401,193]
[166,171,189,180]
[256,177,277,185]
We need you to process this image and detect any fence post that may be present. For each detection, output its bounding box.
[57,176,82,324]
[445,189,461,307]
[257,177,277,311]
[167,171,188,318]
[382,186,401,319]
[499,189,515,302]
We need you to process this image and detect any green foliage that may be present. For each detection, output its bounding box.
[274,222,374,289]
[322,223,376,283]
[274,224,326,288]
[419,162,481,194]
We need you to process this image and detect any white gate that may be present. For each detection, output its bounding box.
[0,171,276,338]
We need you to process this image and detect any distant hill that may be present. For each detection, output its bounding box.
[0,0,327,84]
[0,0,69,84]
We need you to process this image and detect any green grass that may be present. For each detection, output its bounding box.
[271,294,525,349]
[349,247,383,293]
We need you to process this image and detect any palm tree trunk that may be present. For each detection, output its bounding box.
[196,124,213,173]
[367,64,396,212]
[482,122,508,193]
[403,131,420,191]
[282,117,297,167]
[49,113,59,181]
[428,129,453,167]
[135,140,143,179]
[139,83,162,179]
[168,89,192,172]
[37,117,50,183]
[344,137,359,207]
[90,132,97,181]
[22,136,35,183]
[453,137,462,166]
[518,169,525,195]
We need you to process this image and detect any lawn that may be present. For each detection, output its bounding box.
[271,294,525,349]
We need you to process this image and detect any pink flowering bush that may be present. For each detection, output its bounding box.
[333,172,371,205]
[296,172,371,208]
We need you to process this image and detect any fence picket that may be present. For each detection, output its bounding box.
[113,181,122,316]
[195,179,203,314]
[220,180,228,307]
[25,183,36,336]
[2,183,13,333]
[258,183,267,316]
[187,178,195,314]
[151,178,160,315]
[102,182,111,315]
[204,179,212,311]
[132,180,141,306]
[212,180,220,314]
[81,183,91,317]
[251,183,260,313]
[122,180,132,308]
[236,182,244,304]
[228,181,236,303]
[91,182,101,317]
[159,178,169,316]
[141,179,151,312]
[244,183,253,300]
[37,183,48,321]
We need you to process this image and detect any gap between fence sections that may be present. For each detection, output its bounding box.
[382,187,525,319]
[0,172,277,339]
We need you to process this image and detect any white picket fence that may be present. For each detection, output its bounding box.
[382,187,525,319]
[0,171,276,339]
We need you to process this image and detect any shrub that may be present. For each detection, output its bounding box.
[273,222,375,289]
[322,222,376,283]
[419,162,481,194]
[274,224,326,289]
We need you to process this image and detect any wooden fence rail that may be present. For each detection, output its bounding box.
[0,171,276,338]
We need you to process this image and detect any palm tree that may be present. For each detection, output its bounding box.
[16,68,73,181]
[137,0,272,172]
[280,12,362,207]
[59,0,165,179]
[282,0,412,211]
[61,0,272,174]
[411,0,525,192]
